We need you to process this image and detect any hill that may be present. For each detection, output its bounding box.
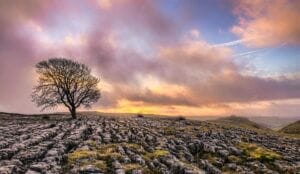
[212,115,266,130]
[247,116,299,130]
[279,120,300,134]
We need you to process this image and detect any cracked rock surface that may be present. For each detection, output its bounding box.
[0,113,299,174]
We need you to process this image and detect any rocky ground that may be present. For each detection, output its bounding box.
[0,113,299,174]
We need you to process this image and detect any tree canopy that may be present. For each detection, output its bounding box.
[32,58,100,119]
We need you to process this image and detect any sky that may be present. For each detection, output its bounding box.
[0,0,299,117]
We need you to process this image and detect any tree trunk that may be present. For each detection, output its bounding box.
[70,107,77,119]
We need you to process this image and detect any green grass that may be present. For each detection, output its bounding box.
[64,143,144,172]
[237,142,281,162]
[64,149,107,172]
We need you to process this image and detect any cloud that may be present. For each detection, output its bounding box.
[158,38,235,75]
[0,1,47,113]
[0,0,81,113]
[0,0,175,113]
[93,0,176,40]
[0,0,299,116]
[231,0,300,47]
[87,29,300,110]
[148,36,300,107]
[214,39,245,47]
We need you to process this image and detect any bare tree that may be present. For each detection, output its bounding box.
[32,58,100,119]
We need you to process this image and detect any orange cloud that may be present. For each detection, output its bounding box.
[232,0,300,47]
[98,99,229,116]
[98,98,300,117]
[97,0,112,10]
[138,75,190,98]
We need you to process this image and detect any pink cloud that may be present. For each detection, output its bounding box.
[232,0,300,47]
[94,0,175,37]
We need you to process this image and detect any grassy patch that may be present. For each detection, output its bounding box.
[64,143,143,172]
[93,160,107,171]
[141,168,163,174]
[199,153,215,162]
[64,149,107,172]
[144,150,169,160]
[86,140,98,148]
[194,152,218,164]
[163,127,176,135]
[237,142,281,162]
[125,143,143,150]
[96,144,122,160]
[123,163,142,173]
[67,149,97,164]
[196,152,224,168]
[227,155,242,164]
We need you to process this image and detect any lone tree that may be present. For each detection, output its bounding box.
[32,58,100,119]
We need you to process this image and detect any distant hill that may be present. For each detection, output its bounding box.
[247,116,299,130]
[279,120,300,134]
[213,115,266,130]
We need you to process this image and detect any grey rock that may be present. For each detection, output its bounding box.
[131,169,143,174]
[30,162,51,172]
[228,146,242,155]
[227,163,237,170]
[217,149,229,158]
[114,169,125,174]
[25,170,42,174]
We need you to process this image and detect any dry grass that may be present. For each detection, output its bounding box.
[144,150,169,160]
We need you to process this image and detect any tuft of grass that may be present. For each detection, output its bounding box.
[137,113,144,118]
[93,160,107,171]
[125,143,142,149]
[227,155,242,164]
[237,142,281,162]
[97,144,121,160]
[163,127,176,135]
[201,153,217,163]
[67,149,97,164]
[195,152,222,167]
[87,140,98,148]
[64,149,106,172]
[144,150,169,160]
[175,116,186,121]
[123,163,142,173]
